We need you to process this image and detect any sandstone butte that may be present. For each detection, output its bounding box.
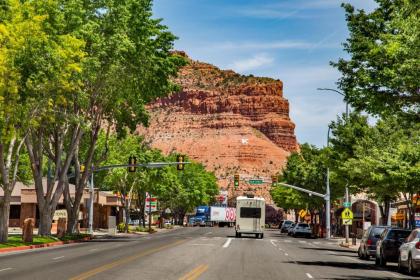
[137,52,299,204]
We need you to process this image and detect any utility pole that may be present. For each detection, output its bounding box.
[88,173,94,234]
[345,187,349,244]
[326,126,331,239]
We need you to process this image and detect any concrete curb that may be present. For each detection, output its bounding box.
[0,237,91,254]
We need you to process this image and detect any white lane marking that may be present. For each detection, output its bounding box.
[89,248,98,252]
[299,240,307,243]
[326,250,336,255]
[284,253,289,256]
[313,242,320,244]
[270,240,277,247]
[284,240,291,243]
[52,256,65,260]
[306,273,313,279]
[205,232,212,235]
[223,238,232,248]
[0,268,12,272]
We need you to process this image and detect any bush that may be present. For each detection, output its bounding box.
[135,226,149,232]
[117,223,126,233]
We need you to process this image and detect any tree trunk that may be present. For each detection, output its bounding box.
[66,207,79,234]
[38,209,53,236]
[0,193,11,243]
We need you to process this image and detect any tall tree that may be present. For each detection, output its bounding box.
[0,0,58,241]
[332,0,419,118]
[62,0,185,234]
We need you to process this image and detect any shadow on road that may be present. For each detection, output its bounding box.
[284,260,375,270]
[300,247,354,254]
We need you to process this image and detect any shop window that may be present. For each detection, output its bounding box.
[9,205,21,219]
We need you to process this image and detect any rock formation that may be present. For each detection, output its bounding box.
[139,52,298,203]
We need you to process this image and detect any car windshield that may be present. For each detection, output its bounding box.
[284,221,292,225]
[298,224,309,228]
[387,230,411,240]
[370,227,386,237]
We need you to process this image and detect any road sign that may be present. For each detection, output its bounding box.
[341,208,353,220]
[299,209,307,218]
[343,202,351,208]
[343,218,352,225]
[249,179,263,185]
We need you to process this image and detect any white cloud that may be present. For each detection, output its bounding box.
[229,54,274,72]
[237,0,378,19]
[210,40,337,51]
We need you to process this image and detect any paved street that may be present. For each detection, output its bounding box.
[0,227,418,280]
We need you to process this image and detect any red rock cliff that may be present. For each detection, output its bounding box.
[139,54,298,203]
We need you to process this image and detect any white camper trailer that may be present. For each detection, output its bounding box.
[235,195,265,239]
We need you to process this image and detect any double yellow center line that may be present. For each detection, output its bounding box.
[69,239,186,280]
[179,264,209,280]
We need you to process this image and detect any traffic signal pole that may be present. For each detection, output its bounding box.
[86,161,189,234]
[275,182,331,239]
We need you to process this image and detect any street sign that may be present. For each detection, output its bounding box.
[343,202,351,208]
[343,218,352,225]
[341,208,353,220]
[249,179,263,185]
[299,209,307,218]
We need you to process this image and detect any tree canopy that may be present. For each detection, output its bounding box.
[333,0,419,118]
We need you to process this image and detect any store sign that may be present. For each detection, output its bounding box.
[415,213,420,228]
[53,209,67,221]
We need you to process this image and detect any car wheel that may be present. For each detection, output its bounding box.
[397,255,403,273]
[261,233,264,239]
[375,256,380,266]
[379,252,386,267]
[408,254,416,275]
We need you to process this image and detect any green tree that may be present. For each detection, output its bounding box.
[60,0,185,234]
[341,117,420,227]
[0,0,58,242]
[332,0,419,117]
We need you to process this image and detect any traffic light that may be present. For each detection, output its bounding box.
[128,156,137,172]
[177,155,184,171]
[271,175,278,185]
[234,174,239,187]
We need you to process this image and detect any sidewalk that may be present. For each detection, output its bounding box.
[331,236,361,251]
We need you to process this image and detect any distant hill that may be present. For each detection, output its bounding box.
[138,52,298,204]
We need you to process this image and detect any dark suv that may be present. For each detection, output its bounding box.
[375,228,412,267]
[358,226,390,259]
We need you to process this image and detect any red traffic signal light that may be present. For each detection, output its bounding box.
[271,175,278,184]
[128,156,137,172]
[177,155,184,171]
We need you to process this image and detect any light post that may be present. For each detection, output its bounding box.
[317,87,350,242]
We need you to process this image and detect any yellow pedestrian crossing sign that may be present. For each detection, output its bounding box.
[341,208,353,220]
[299,209,307,218]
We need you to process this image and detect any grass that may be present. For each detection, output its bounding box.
[0,235,58,249]
[0,233,90,249]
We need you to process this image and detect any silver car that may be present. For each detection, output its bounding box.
[291,223,312,238]
[398,228,420,275]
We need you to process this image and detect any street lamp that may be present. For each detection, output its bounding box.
[318,87,350,243]
[316,88,349,118]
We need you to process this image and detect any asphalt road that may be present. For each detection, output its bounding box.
[0,227,419,280]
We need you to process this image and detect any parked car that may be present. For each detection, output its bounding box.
[291,223,312,238]
[375,228,411,267]
[398,228,420,275]
[358,225,390,259]
[287,223,296,236]
[280,220,294,233]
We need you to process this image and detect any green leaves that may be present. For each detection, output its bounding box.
[333,0,420,118]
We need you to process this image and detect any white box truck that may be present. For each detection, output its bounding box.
[210,207,236,227]
[235,195,265,239]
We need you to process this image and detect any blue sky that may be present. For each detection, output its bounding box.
[153,0,377,147]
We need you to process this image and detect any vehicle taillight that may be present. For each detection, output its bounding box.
[415,242,420,250]
[367,240,372,245]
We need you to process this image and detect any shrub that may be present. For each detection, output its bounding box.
[117,223,126,232]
